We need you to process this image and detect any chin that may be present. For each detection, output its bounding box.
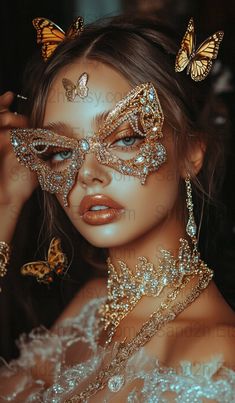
[82,236,125,249]
[77,228,135,249]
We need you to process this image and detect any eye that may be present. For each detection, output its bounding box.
[39,148,73,165]
[111,134,144,150]
[51,150,73,161]
[114,136,136,146]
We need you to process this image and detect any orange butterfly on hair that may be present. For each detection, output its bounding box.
[175,17,224,81]
[32,16,84,61]
[21,238,68,285]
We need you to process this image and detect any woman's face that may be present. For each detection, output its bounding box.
[43,60,182,248]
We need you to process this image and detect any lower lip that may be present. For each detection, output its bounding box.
[81,208,124,225]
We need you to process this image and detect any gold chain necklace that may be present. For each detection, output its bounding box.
[65,257,213,402]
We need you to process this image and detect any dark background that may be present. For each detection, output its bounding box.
[0,0,235,361]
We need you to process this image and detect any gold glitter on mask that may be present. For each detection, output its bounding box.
[10,82,167,207]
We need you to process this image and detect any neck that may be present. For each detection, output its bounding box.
[108,210,187,273]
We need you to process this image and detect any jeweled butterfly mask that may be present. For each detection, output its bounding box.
[11,82,167,207]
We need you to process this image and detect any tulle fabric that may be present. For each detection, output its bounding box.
[0,297,235,402]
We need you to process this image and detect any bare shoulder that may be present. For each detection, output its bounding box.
[166,319,235,371]
[53,277,107,326]
[164,281,235,370]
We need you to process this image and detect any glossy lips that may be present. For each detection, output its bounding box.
[79,194,124,225]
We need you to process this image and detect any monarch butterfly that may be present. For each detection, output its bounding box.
[32,16,84,61]
[175,17,224,81]
[21,238,68,284]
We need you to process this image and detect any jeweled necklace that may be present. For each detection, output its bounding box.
[64,238,213,402]
[98,237,203,344]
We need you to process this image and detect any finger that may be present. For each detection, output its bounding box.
[11,113,29,128]
[0,92,15,112]
[0,111,29,129]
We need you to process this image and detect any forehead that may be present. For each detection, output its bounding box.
[43,60,132,132]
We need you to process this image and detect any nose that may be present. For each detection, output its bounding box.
[76,151,112,188]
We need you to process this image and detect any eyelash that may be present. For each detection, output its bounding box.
[52,150,73,162]
[41,148,73,163]
[110,132,144,150]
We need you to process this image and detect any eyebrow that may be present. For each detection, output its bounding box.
[42,122,74,137]
[42,111,112,139]
[92,111,110,128]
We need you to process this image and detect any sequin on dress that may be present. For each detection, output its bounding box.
[0,297,234,402]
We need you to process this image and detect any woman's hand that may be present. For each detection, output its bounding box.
[0,91,39,243]
[0,91,38,207]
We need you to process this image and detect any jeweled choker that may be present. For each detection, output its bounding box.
[98,237,209,344]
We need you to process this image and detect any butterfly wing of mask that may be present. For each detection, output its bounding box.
[190,31,224,81]
[20,238,68,284]
[32,18,65,61]
[62,78,77,101]
[76,72,89,98]
[175,17,195,73]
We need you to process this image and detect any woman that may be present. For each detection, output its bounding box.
[0,14,235,402]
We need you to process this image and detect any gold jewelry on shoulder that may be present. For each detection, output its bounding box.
[0,241,11,292]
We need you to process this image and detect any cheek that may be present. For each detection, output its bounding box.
[56,194,81,226]
[123,174,179,227]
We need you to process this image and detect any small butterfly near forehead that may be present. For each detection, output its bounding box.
[62,72,89,101]
[20,238,68,285]
[175,17,224,81]
[32,16,84,61]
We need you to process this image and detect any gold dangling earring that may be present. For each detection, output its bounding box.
[185,173,200,259]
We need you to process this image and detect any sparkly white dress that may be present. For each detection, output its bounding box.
[0,297,235,402]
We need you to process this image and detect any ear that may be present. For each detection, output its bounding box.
[180,140,206,178]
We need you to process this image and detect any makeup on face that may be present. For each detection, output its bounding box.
[10,82,167,207]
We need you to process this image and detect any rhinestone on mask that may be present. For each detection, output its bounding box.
[79,139,90,152]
